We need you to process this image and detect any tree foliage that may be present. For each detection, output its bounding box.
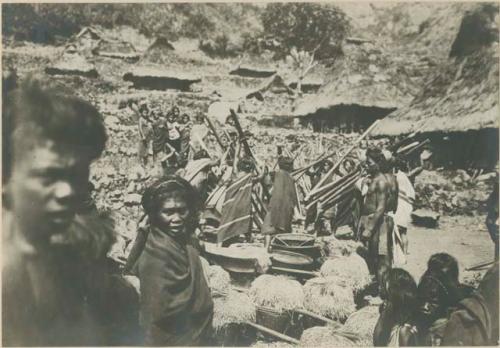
[261,3,350,59]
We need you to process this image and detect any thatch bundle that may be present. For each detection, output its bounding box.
[300,326,356,347]
[343,305,380,347]
[303,276,356,321]
[208,265,231,295]
[213,290,256,332]
[319,236,363,258]
[251,340,295,348]
[320,254,372,292]
[249,275,304,312]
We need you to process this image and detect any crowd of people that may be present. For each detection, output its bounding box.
[2,75,498,347]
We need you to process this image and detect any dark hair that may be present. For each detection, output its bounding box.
[427,253,459,284]
[3,77,107,182]
[141,175,201,232]
[418,273,451,308]
[366,147,389,173]
[237,156,255,172]
[387,268,418,324]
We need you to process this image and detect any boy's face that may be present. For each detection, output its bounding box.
[6,137,91,244]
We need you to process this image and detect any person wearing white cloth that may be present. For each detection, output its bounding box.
[393,158,415,256]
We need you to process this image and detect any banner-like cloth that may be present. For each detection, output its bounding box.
[261,170,298,235]
[217,173,253,243]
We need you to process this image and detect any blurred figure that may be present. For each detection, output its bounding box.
[415,253,471,346]
[374,268,418,346]
[485,184,499,260]
[2,77,112,346]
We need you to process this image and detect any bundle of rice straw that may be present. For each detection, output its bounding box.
[318,236,362,258]
[343,305,380,347]
[303,276,356,321]
[251,340,295,348]
[300,326,356,347]
[207,265,231,295]
[213,290,256,332]
[320,254,372,292]
[249,275,304,312]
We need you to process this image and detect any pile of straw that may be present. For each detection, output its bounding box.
[319,237,363,258]
[320,254,372,292]
[213,290,256,332]
[207,265,231,295]
[303,276,356,321]
[251,340,295,348]
[249,275,304,312]
[300,326,356,347]
[343,305,380,347]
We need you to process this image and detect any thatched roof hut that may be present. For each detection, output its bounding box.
[372,46,499,136]
[92,39,140,62]
[45,52,98,78]
[123,67,201,91]
[372,4,499,136]
[293,40,418,132]
[141,36,175,64]
[229,55,278,78]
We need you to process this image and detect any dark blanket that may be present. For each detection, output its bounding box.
[137,227,213,346]
[262,170,298,235]
[217,173,254,243]
[442,292,492,346]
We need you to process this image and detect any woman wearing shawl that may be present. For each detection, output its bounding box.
[135,176,213,346]
[262,156,298,248]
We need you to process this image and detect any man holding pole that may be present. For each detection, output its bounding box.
[357,147,398,296]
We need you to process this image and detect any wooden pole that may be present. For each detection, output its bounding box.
[203,114,225,151]
[245,322,300,345]
[308,120,380,198]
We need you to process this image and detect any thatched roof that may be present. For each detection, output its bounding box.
[123,67,201,91]
[92,39,139,61]
[75,27,102,41]
[293,41,418,117]
[246,74,293,100]
[45,53,98,78]
[229,54,278,78]
[373,4,499,136]
[372,45,499,136]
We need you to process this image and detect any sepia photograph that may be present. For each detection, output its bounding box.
[2,2,499,346]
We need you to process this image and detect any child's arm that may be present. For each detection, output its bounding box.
[123,220,150,275]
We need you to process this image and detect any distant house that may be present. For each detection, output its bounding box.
[45,52,98,78]
[372,4,499,169]
[73,27,103,53]
[293,40,418,133]
[92,38,140,62]
[141,36,175,64]
[229,55,277,78]
[123,67,201,91]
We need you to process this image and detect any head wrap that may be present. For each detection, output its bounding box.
[141,175,201,219]
[278,156,294,171]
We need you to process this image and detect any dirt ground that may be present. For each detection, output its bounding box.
[403,214,494,285]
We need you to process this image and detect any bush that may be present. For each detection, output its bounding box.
[261,3,350,59]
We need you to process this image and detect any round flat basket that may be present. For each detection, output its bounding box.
[272,233,315,247]
[270,249,314,270]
